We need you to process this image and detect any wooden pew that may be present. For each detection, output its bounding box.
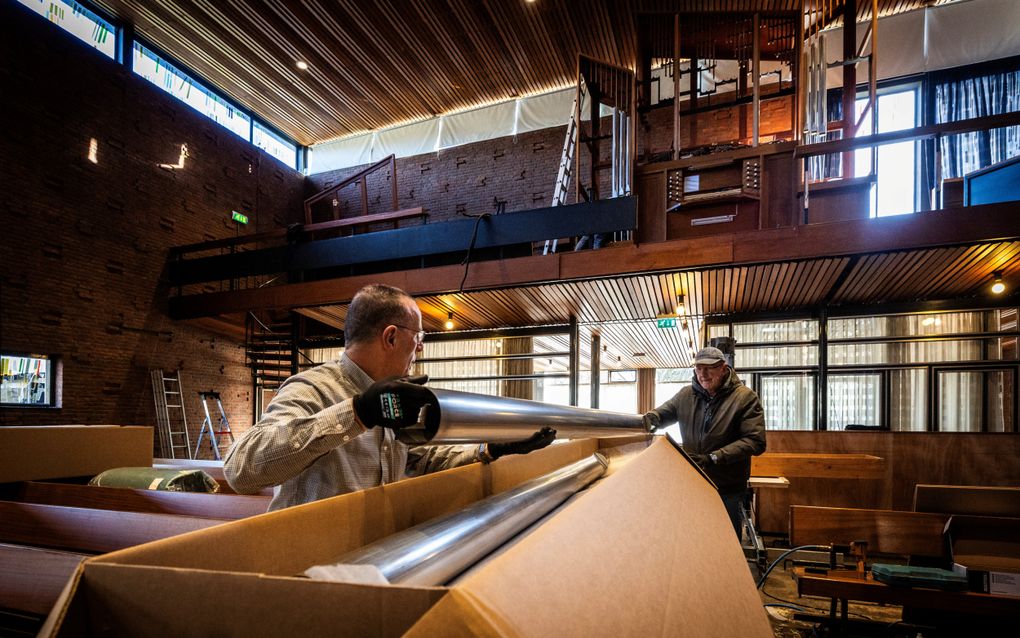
[0,543,85,616]
[0,501,227,554]
[913,485,1020,518]
[752,453,885,479]
[790,505,949,558]
[13,481,269,520]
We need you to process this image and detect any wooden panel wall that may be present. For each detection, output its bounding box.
[756,432,1020,534]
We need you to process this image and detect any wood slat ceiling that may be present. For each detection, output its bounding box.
[93,0,958,146]
[292,241,1019,370]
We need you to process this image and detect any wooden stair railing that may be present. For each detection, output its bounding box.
[303,154,398,224]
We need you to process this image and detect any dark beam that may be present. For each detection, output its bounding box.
[168,198,637,286]
[169,201,1020,320]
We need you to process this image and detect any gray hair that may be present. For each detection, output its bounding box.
[344,284,416,346]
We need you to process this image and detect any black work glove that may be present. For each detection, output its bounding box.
[352,375,432,430]
[488,427,557,461]
[642,412,660,434]
[687,452,711,469]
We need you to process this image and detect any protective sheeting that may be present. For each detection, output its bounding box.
[375,118,440,160]
[924,0,1020,72]
[516,87,574,134]
[823,0,1020,86]
[308,133,372,174]
[439,100,516,149]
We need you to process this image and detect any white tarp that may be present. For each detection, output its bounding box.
[374,118,440,160]
[439,100,516,148]
[309,133,372,174]
[823,0,1020,86]
[514,88,574,134]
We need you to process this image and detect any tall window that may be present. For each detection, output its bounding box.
[17,0,115,59]
[854,87,920,216]
[133,42,252,141]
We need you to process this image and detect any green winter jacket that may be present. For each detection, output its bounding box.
[648,368,766,493]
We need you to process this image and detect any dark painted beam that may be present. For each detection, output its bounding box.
[168,198,637,286]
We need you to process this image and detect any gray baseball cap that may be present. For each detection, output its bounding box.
[693,346,727,366]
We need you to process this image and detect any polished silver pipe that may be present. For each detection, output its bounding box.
[397,387,646,445]
[318,453,608,586]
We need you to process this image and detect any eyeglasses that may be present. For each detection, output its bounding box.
[392,324,425,343]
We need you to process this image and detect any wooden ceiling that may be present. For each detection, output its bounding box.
[294,240,1020,370]
[93,0,958,146]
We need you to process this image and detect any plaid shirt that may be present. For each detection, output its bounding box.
[224,354,479,511]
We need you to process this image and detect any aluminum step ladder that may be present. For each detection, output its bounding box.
[194,391,233,460]
[543,86,585,255]
[150,369,191,459]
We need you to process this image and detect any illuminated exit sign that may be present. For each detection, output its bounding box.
[231,210,249,224]
[656,317,676,329]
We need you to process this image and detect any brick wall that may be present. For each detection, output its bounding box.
[0,4,305,457]
[309,94,793,222]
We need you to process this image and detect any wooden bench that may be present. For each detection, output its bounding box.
[0,543,86,616]
[790,505,949,558]
[913,485,1020,518]
[0,501,228,554]
[752,453,885,479]
[13,481,269,520]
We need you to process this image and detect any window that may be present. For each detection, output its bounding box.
[254,122,298,168]
[854,87,920,217]
[1,354,56,407]
[132,42,252,141]
[17,0,116,59]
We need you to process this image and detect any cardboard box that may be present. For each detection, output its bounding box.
[0,425,152,483]
[42,437,772,637]
[947,516,1020,598]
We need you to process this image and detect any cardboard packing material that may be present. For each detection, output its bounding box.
[0,425,152,483]
[947,515,1020,598]
[42,436,772,637]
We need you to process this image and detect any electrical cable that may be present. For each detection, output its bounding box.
[756,544,830,589]
[458,212,490,292]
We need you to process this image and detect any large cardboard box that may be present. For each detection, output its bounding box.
[0,425,152,483]
[42,437,772,637]
[948,516,1020,598]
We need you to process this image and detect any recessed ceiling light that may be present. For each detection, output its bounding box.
[296,60,309,70]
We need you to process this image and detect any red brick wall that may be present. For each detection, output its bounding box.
[0,4,305,457]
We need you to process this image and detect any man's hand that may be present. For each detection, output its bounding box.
[687,452,711,469]
[353,375,432,430]
[642,412,660,434]
[488,427,556,461]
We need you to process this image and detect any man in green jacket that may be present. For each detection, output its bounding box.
[643,346,766,538]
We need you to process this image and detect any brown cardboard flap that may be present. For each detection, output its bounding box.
[79,563,444,637]
[91,461,485,575]
[0,426,152,483]
[423,437,773,637]
[404,588,513,638]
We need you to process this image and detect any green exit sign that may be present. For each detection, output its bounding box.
[231,210,249,224]
[656,317,676,329]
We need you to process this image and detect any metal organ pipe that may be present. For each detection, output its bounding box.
[317,453,609,586]
[396,387,648,445]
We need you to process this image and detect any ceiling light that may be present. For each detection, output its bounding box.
[991,272,1005,295]
[295,60,309,70]
[444,312,455,330]
[675,294,686,317]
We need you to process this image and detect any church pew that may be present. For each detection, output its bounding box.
[14,481,269,519]
[790,505,949,558]
[0,543,86,616]
[0,501,228,554]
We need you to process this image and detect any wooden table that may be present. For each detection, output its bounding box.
[794,566,1020,625]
